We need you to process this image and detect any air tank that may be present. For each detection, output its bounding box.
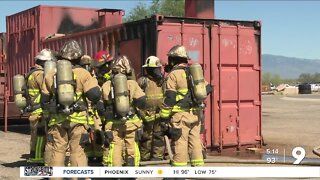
[13,74,27,109]
[113,73,130,117]
[44,60,57,77]
[190,63,207,101]
[56,60,74,111]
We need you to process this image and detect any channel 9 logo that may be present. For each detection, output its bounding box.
[24,166,53,176]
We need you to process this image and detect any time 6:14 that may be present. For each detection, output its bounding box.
[266,149,279,154]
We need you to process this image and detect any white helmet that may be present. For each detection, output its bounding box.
[142,56,161,68]
[35,48,57,61]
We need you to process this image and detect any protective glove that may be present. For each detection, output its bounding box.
[159,116,170,132]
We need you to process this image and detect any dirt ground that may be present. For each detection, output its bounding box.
[1,94,320,179]
[262,94,320,159]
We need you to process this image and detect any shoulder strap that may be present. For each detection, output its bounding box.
[25,68,43,82]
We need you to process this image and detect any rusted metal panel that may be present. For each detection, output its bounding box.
[211,23,261,150]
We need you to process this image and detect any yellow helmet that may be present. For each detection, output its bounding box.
[142,56,161,68]
[167,45,189,59]
[112,55,132,75]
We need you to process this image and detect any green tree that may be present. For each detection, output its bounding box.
[298,72,320,83]
[262,72,284,86]
[124,2,150,22]
[124,0,185,22]
[298,73,313,83]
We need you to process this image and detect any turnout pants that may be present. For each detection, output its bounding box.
[171,111,204,166]
[140,117,165,160]
[47,121,88,167]
[104,121,142,166]
[84,114,103,161]
[29,113,46,163]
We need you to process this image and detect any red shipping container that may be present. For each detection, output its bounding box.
[41,16,262,151]
[0,32,6,97]
[6,5,123,100]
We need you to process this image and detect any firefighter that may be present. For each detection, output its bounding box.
[137,56,165,161]
[25,49,56,164]
[159,45,212,167]
[91,50,114,85]
[40,40,102,169]
[99,55,146,166]
[78,54,105,164]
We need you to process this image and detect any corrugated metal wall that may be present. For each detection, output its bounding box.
[154,18,261,150]
[42,16,262,151]
[42,19,157,78]
[4,6,262,151]
[211,23,262,150]
[6,5,123,99]
[0,32,6,98]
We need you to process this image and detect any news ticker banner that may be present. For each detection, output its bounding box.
[21,166,320,178]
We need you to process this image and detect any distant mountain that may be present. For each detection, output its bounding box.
[262,54,320,79]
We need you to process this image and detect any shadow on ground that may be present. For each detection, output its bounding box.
[0,124,30,135]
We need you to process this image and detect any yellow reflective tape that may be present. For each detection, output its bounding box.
[144,116,155,122]
[191,159,204,163]
[35,137,40,159]
[30,108,43,115]
[28,89,40,93]
[40,136,44,159]
[177,88,188,93]
[160,109,171,118]
[134,142,140,166]
[182,72,187,78]
[28,75,33,81]
[34,95,41,104]
[107,144,114,167]
[172,161,188,166]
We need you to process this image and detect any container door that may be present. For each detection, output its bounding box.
[157,23,212,148]
[211,24,261,150]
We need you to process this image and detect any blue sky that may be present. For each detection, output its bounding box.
[0,1,319,59]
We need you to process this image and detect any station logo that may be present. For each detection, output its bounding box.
[24,166,53,176]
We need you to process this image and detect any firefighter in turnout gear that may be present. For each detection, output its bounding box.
[100,55,146,166]
[137,56,165,161]
[23,49,56,164]
[79,54,105,164]
[40,40,102,169]
[91,50,114,85]
[91,50,116,165]
[159,45,212,167]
